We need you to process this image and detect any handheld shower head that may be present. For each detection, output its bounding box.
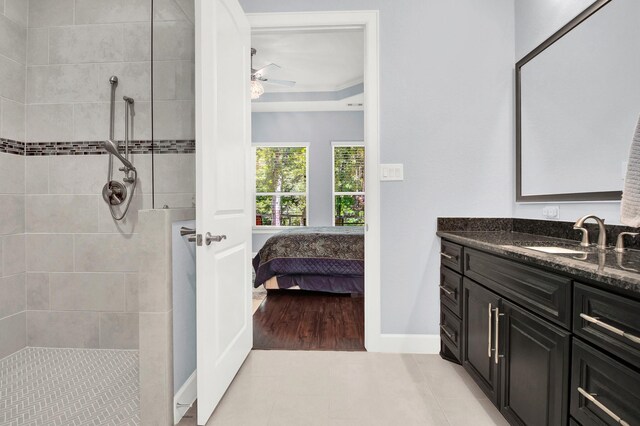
[103,139,136,172]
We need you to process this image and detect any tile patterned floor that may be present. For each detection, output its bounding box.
[179,350,508,426]
[0,347,139,426]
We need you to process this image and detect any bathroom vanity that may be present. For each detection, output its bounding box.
[437,218,640,426]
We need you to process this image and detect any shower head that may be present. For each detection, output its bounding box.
[103,139,136,172]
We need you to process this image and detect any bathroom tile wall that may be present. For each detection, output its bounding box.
[18,0,195,350]
[0,1,27,360]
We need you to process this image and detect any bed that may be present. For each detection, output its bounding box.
[252,226,364,294]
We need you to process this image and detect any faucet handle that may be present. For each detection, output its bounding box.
[615,232,639,253]
[573,226,590,247]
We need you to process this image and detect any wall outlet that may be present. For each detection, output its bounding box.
[542,205,559,219]
[380,164,404,181]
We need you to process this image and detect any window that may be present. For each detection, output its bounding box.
[254,144,308,227]
[332,142,365,226]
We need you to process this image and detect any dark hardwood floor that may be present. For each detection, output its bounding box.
[253,291,365,351]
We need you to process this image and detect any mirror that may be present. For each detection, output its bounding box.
[516,0,640,202]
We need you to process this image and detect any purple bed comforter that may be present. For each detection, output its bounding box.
[252,226,364,293]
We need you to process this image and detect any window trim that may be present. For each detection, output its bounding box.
[331,141,365,226]
[252,142,310,229]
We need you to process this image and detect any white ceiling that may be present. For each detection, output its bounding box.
[251,29,364,93]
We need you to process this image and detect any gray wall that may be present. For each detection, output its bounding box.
[241,0,516,335]
[0,2,27,359]
[251,111,364,252]
[513,0,623,224]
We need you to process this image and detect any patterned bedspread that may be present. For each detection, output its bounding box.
[252,227,364,291]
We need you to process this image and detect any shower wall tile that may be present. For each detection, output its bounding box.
[49,25,124,65]
[0,312,26,359]
[0,55,25,103]
[27,28,49,66]
[26,195,100,233]
[75,0,151,25]
[26,273,50,310]
[27,311,100,348]
[153,21,195,61]
[0,1,4,15]
[153,153,195,194]
[2,233,25,276]
[0,195,25,235]
[27,64,101,104]
[0,274,25,319]
[153,61,195,101]
[50,272,125,312]
[95,62,151,102]
[48,155,107,195]
[47,155,75,193]
[125,273,139,313]
[25,156,48,194]
[154,193,195,209]
[0,151,25,194]
[123,23,151,62]
[1,98,26,142]
[99,312,139,349]
[154,101,195,140]
[28,0,75,29]
[26,234,74,272]
[73,102,152,142]
[154,0,191,22]
[4,0,29,28]
[97,191,150,235]
[74,234,138,272]
[26,104,74,142]
[0,13,26,64]
[174,0,195,24]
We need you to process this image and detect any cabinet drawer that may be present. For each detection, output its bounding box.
[440,266,463,317]
[574,283,640,367]
[441,240,464,272]
[571,339,640,426]
[440,304,462,362]
[464,248,572,328]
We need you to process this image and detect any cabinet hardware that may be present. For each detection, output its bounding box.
[440,324,456,340]
[439,285,454,296]
[494,308,504,364]
[577,387,630,426]
[580,313,640,344]
[440,252,454,260]
[488,303,493,358]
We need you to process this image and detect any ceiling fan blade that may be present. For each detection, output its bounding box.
[252,63,281,77]
[260,78,296,87]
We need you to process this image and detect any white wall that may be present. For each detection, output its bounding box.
[251,111,364,252]
[513,0,624,224]
[241,0,516,335]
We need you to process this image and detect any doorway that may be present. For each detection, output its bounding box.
[247,11,381,352]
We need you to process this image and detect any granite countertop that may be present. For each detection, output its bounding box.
[437,230,640,295]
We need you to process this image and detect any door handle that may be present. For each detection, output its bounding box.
[205,232,227,246]
[494,307,504,364]
[488,303,493,358]
[577,387,630,426]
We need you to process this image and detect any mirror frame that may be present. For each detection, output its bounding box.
[515,0,622,202]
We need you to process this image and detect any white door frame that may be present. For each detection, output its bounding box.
[248,11,382,351]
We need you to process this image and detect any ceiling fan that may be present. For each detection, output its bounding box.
[250,48,296,99]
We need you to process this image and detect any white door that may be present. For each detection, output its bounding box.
[195,0,252,424]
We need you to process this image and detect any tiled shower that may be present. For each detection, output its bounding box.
[0,0,195,423]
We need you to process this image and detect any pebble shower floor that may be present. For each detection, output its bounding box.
[0,347,139,425]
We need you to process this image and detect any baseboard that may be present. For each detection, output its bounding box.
[372,334,440,354]
[174,370,197,425]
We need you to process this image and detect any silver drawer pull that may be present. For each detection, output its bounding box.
[488,303,493,358]
[440,324,455,340]
[439,285,454,296]
[580,313,640,344]
[577,387,630,426]
[440,252,454,260]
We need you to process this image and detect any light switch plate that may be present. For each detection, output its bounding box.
[380,164,404,181]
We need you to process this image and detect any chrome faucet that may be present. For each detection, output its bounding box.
[573,214,607,250]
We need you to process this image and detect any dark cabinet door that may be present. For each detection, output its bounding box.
[462,278,501,405]
[500,301,570,426]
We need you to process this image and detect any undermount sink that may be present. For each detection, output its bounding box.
[523,246,586,255]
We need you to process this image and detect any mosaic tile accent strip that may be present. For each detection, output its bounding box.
[0,347,139,426]
[0,139,195,156]
[0,138,25,155]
